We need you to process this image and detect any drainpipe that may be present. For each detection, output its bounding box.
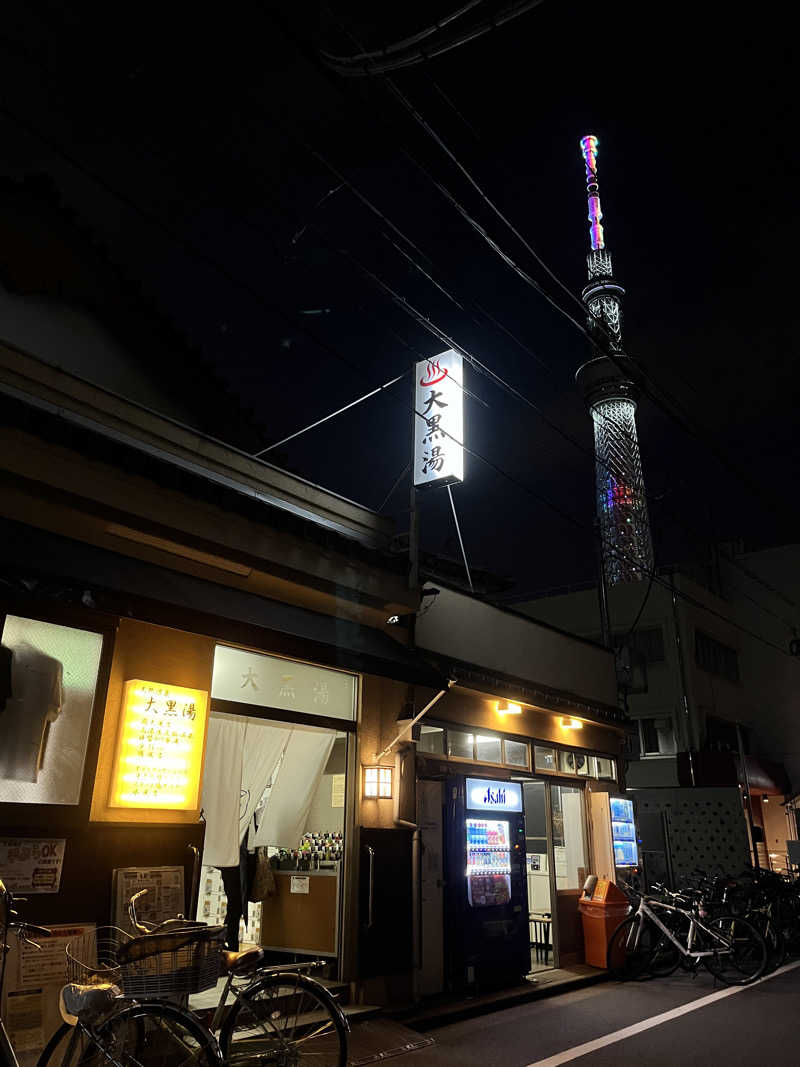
[670,573,695,786]
[737,722,760,870]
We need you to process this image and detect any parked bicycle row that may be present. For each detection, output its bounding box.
[0,879,348,1067]
[608,864,800,985]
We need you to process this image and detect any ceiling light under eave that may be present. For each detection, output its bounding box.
[496,699,522,715]
[561,717,583,730]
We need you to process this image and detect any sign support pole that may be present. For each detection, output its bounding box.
[409,370,419,590]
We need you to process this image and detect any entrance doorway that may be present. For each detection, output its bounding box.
[198,714,348,965]
[523,779,589,973]
[523,780,553,974]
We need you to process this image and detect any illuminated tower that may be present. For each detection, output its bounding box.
[575,135,654,584]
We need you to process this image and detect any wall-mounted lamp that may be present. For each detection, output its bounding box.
[496,699,522,715]
[763,796,769,803]
[560,717,583,730]
[363,766,392,798]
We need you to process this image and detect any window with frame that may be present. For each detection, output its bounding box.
[426,724,530,770]
[613,626,665,663]
[638,716,677,757]
[695,630,740,682]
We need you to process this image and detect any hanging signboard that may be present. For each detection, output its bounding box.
[414,350,464,489]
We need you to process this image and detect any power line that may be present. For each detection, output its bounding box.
[2,94,793,663]
[295,18,799,616]
[253,369,410,456]
[320,0,485,66]
[318,0,547,75]
[411,415,796,661]
[378,75,795,529]
[1,28,792,645]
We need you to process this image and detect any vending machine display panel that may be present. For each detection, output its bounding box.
[466,818,511,907]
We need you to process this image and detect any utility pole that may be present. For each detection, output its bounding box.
[408,371,419,591]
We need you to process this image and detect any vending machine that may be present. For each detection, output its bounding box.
[445,776,530,989]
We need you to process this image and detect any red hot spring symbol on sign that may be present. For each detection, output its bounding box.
[420,358,448,386]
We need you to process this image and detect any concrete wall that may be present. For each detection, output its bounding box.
[415,585,617,709]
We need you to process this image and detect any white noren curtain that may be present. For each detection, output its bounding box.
[254,727,335,850]
[201,714,290,867]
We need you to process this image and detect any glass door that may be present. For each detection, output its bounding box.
[523,780,553,975]
[551,783,589,966]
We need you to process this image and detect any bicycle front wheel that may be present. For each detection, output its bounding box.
[38,1001,222,1067]
[703,915,767,985]
[607,916,654,981]
[219,972,348,1067]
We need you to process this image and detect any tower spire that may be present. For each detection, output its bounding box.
[575,135,654,585]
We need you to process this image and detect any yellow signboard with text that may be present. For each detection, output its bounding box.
[108,680,208,810]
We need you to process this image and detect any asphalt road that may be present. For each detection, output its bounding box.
[411,961,800,1067]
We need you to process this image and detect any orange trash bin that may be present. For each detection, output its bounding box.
[578,878,631,968]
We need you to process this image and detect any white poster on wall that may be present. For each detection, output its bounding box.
[2,922,95,1063]
[0,839,65,894]
[413,350,464,489]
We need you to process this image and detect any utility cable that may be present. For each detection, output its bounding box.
[447,483,474,593]
[320,0,485,66]
[253,368,410,455]
[6,54,783,626]
[412,415,796,660]
[378,462,411,514]
[4,99,788,661]
[3,41,793,653]
[318,0,547,75]
[307,20,800,615]
[378,75,792,526]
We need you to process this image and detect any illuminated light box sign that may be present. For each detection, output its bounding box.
[414,350,464,489]
[211,645,356,722]
[109,680,209,810]
[466,777,522,813]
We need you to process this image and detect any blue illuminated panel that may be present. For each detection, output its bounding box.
[610,797,638,867]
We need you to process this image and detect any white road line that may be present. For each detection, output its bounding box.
[524,959,800,1067]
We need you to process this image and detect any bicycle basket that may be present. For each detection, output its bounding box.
[66,927,131,985]
[116,925,225,997]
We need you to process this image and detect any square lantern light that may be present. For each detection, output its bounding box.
[363,766,393,798]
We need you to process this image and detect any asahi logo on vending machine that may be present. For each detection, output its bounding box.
[466,777,522,812]
[414,350,464,489]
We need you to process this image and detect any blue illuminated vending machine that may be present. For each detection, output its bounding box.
[444,776,530,990]
[609,795,639,870]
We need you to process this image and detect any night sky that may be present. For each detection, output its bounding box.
[1,4,797,595]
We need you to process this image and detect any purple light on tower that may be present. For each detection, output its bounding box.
[580,135,604,250]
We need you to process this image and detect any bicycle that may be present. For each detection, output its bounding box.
[41,889,348,1067]
[37,898,224,1067]
[607,882,767,985]
[1,879,53,1067]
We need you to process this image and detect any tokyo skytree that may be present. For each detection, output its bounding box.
[575,135,654,585]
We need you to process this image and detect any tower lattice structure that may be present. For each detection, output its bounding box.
[575,135,654,585]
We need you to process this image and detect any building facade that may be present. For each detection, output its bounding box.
[516,557,800,875]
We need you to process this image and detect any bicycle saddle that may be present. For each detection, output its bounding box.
[222,946,269,976]
[59,983,120,1025]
